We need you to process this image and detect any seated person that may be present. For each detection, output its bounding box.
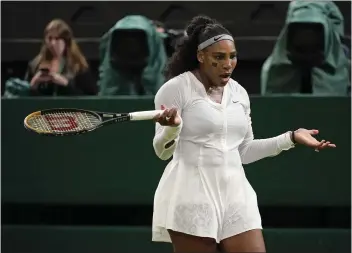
[25,19,98,96]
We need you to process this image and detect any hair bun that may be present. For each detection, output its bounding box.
[186,15,217,37]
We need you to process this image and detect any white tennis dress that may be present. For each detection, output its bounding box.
[152,71,294,243]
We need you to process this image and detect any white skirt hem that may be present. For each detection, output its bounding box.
[152,224,263,244]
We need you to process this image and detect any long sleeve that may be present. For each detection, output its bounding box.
[153,77,186,160]
[238,88,295,165]
[24,61,44,96]
[24,62,34,83]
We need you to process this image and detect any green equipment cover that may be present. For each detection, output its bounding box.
[98,15,168,95]
[261,1,350,95]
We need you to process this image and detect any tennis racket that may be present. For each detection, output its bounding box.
[24,108,164,136]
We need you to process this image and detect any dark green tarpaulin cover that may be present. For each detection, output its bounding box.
[261,1,350,95]
[98,15,167,95]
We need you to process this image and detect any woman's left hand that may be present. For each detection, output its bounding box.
[50,73,69,86]
[293,128,336,152]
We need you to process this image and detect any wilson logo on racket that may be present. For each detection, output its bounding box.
[45,115,78,131]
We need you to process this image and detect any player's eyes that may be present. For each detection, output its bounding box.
[215,55,224,60]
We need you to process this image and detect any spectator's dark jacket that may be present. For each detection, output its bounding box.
[25,58,98,96]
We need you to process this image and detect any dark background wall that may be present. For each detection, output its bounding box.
[2,96,351,253]
[2,1,351,59]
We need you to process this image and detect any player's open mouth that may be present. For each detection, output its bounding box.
[219,73,231,83]
[219,73,231,78]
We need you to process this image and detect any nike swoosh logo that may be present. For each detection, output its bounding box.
[232,100,239,103]
[214,35,224,41]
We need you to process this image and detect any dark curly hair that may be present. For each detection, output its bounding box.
[165,15,232,79]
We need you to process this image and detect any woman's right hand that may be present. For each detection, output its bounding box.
[154,105,182,127]
[30,71,51,87]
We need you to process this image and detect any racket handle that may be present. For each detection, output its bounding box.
[129,110,164,121]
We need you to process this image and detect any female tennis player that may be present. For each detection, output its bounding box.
[152,16,336,253]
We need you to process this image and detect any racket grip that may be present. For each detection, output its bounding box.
[129,110,164,121]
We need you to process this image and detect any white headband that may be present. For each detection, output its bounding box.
[197,34,234,51]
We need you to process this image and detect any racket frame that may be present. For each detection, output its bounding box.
[24,108,131,136]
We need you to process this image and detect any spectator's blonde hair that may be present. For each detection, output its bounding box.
[34,19,88,74]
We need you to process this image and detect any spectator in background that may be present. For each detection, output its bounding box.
[261,0,350,95]
[25,19,98,96]
[98,15,167,96]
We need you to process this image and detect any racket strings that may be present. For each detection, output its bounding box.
[27,111,101,133]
